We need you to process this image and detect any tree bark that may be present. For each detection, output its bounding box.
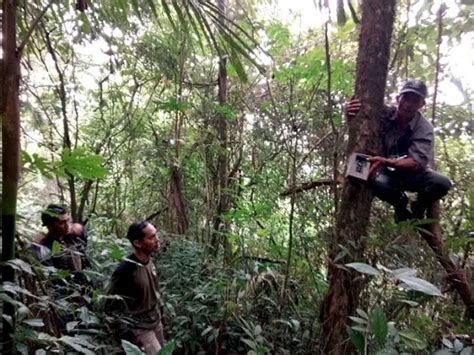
[210,0,232,260]
[1,1,20,353]
[320,1,396,354]
[169,164,189,235]
[168,34,189,235]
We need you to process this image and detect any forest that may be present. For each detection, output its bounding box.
[1,0,473,354]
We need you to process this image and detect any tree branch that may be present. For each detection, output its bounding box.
[17,0,55,56]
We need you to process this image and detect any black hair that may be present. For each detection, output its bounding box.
[126,221,150,244]
[41,204,67,226]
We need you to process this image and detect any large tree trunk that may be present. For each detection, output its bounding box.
[1,1,20,353]
[320,1,396,354]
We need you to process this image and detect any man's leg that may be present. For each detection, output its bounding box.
[371,169,411,222]
[133,328,162,355]
[403,169,452,219]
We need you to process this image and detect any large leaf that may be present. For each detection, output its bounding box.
[22,318,45,327]
[158,341,176,355]
[59,335,96,355]
[399,275,442,296]
[346,262,380,276]
[56,148,108,180]
[392,268,417,278]
[3,259,34,275]
[121,339,144,355]
[348,327,365,354]
[371,307,388,345]
[399,330,428,350]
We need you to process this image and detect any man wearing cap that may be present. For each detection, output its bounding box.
[345,79,452,222]
[30,204,88,271]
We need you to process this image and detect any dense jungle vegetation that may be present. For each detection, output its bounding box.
[1,0,473,354]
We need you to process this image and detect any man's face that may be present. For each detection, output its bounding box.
[134,224,160,255]
[396,93,425,120]
[50,213,71,236]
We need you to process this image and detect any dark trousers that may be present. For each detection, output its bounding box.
[372,167,452,212]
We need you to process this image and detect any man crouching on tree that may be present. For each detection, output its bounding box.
[345,79,452,222]
[108,221,164,354]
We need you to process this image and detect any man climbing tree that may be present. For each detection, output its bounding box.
[345,80,452,222]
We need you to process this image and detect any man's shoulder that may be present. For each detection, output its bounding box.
[70,223,85,236]
[112,254,143,278]
[411,111,433,132]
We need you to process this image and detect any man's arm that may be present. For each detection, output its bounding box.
[368,156,420,176]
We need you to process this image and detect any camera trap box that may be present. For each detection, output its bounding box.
[345,153,371,181]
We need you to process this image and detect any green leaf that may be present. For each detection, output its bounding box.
[392,268,417,277]
[349,316,368,324]
[156,99,189,112]
[241,338,257,350]
[399,275,442,296]
[23,318,45,327]
[201,326,214,337]
[3,259,33,275]
[346,262,380,276]
[59,335,96,355]
[398,299,419,307]
[158,341,176,355]
[371,307,388,345]
[214,104,237,120]
[356,308,369,319]
[348,327,365,354]
[57,148,108,179]
[399,330,428,350]
[109,245,125,261]
[351,325,369,333]
[52,240,62,254]
[121,339,144,354]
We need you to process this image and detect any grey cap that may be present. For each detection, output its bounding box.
[399,79,428,98]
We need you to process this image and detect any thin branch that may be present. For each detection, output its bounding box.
[432,4,445,125]
[280,179,340,197]
[17,0,55,56]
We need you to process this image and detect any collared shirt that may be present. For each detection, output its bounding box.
[381,106,434,169]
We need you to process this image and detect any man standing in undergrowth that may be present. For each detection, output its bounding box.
[345,79,452,222]
[108,221,164,354]
[29,204,88,271]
